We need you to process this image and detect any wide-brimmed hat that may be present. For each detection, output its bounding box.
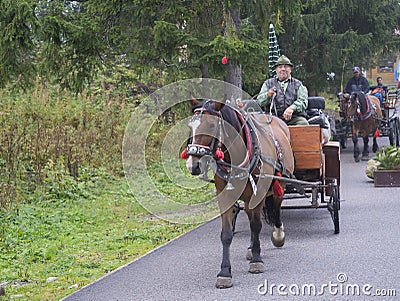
[274,55,294,68]
[353,66,360,73]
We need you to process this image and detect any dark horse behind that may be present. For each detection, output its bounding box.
[338,91,382,161]
[181,98,294,288]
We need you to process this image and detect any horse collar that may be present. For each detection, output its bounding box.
[355,95,373,121]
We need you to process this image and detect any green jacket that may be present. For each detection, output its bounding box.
[256,77,308,117]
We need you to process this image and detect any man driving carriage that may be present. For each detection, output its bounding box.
[344,66,370,94]
[256,55,309,126]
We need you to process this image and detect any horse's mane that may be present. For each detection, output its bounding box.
[202,100,242,133]
[355,91,368,115]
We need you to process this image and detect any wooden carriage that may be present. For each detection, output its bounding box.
[231,97,341,234]
[289,125,340,191]
[283,124,341,233]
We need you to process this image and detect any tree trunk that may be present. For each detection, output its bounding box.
[224,6,242,101]
[225,63,242,101]
[200,62,211,98]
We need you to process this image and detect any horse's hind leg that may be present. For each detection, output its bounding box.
[216,209,233,289]
[265,195,285,248]
[246,231,254,261]
[372,136,379,153]
[362,135,370,161]
[352,133,360,162]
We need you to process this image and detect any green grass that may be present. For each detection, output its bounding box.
[0,166,213,300]
[323,93,340,112]
[0,87,218,300]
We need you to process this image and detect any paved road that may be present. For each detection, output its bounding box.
[63,137,400,301]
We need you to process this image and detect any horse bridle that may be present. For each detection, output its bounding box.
[339,93,360,120]
[185,104,223,158]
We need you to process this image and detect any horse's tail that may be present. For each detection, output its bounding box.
[262,195,276,226]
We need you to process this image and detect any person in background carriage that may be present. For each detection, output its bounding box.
[256,55,309,125]
[344,66,370,94]
[369,76,388,108]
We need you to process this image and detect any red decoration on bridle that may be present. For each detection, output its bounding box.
[215,148,224,160]
[180,149,189,159]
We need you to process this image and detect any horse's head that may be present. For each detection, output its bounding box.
[348,91,368,118]
[338,92,365,119]
[337,92,350,118]
[183,98,226,176]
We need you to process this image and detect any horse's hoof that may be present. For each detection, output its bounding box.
[361,155,369,161]
[216,276,233,288]
[271,225,285,248]
[246,248,252,261]
[271,234,285,247]
[249,262,264,274]
[354,156,360,162]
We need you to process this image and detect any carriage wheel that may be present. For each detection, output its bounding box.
[327,183,340,234]
[388,118,396,146]
[395,117,400,147]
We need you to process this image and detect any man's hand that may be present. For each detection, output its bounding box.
[283,106,295,120]
[267,87,277,98]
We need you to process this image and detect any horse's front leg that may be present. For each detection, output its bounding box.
[216,208,233,288]
[361,135,370,161]
[245,201,264,274]
[352,133,360,162]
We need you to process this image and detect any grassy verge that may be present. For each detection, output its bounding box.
[0,166,213,301]
[0,85,217,300]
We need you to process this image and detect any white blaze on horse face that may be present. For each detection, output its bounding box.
[186,116,201,173]
[186,156,193,173]
[189,117,201,137]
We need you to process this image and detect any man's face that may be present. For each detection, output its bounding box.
[354,71,360,78]
[276,64,292,81]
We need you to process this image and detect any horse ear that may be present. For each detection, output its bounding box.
[213,97,226,111]
[190,95,200,107]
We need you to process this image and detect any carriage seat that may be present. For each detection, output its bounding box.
[306,97,328,128]
[307,96,325,110]
[240,97,327,113]
[306,96,331,144]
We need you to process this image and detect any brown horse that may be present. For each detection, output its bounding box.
[338,91,382,161]
[183,98,294,288]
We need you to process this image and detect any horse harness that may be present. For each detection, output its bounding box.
[185,100,293,193]
[345,93,379,121]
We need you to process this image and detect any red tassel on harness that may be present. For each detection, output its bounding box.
[273,172,284,197]
[215,148,224,160]
[373,129,380,138]
[180,149,189,159]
